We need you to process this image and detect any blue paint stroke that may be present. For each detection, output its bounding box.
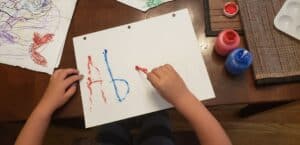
[103,49,130,102]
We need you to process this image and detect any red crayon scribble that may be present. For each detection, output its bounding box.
[87,55,107,110]
[135,65,148,74]
[29,32,54,66]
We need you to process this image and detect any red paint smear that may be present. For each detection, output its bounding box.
[224,2,238,14]
[135,65,148,74]
[87,55,107,108]
[29,32,54,66]
[88,56,92,74]
[86,77,93,111]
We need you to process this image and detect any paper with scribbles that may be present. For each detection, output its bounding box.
[117,0,173,12]
[73,9,215,128]
[0,0,77,74]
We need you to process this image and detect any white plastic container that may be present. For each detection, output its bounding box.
[274,0,300,40]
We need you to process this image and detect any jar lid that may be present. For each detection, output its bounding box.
[223,2,239,18]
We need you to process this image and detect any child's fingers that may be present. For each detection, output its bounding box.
[64,84,77,98]
[161,64,170,74]
[152,67,163,78]
[60,68,79,79]
[147,73,160,88]
[164,64,173,71]
[53,69,62,75]
[64,75,83,87]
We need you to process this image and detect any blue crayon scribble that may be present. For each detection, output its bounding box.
[103,49,130,102]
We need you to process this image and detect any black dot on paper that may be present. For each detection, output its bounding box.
[83,37,87,40]
[128,25,131,29]
[172,13,176,17]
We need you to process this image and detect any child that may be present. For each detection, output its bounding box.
[15,65,232,145]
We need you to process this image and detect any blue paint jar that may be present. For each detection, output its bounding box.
[225,48,253,75]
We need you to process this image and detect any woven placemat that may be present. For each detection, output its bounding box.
[238,0,300,85]
[204,0,243,36]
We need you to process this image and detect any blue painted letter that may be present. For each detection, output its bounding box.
[103,49,130,102]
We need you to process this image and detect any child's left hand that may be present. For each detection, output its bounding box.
[38,68,83,114]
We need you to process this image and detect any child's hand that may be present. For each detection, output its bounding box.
[38,68,83,114]
[147,64,192,105]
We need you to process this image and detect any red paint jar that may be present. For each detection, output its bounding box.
[215,29,240,56]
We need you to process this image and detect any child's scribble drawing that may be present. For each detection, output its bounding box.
[0,0,63,67]
[103,49,130,102]
[86,55,107,111]
[0,0,77,73]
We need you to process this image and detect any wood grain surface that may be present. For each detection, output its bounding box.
[2,102,300,145]
[0,0,300,121]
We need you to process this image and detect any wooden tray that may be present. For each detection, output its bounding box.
[203,0,243,36]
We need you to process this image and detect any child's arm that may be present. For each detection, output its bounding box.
[15,69,83,145]
[147,64,232,145]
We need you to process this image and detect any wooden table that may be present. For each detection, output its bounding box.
[1,0,300,122]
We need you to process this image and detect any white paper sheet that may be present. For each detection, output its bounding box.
[0,0,77,74]
[117,0,173,12]
[73,9,215,128]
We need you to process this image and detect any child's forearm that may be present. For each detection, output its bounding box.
[174,94,232,145]
[146,64,231,145]
[14,69,82,145]
[14,101,53,145]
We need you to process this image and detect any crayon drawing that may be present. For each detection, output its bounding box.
[0,0,77,74]
[0,0,59,65]
[30,32,54,66]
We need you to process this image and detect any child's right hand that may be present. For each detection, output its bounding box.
[147,64,193,105]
